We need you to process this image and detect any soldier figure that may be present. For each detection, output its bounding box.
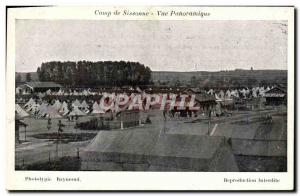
[47,118,52,131]
[58,120,65,132]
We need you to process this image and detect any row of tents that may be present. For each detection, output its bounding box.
[15,86,278,119]
[16,87,143,96]
[211,86,272,101]
[16,97,121,119]
[16,86,274,97]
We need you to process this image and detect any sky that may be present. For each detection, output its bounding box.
[15,20,287,72]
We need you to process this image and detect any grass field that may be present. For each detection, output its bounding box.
[15,107,287,171]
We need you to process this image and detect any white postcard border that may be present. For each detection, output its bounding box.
[6,6,294,191]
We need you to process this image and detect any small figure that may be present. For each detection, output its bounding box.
[58,120,65,132]
[47,118,52,131]
[145,116,152,124]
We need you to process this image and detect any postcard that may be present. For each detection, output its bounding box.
[6,6,294,191]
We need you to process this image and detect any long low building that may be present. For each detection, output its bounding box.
[80,129,239,171]
[19,81,62,93]
[264,86,287,105]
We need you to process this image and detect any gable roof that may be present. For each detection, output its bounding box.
[265,86,286,94]
[85,130,224,159]
[186,88,202,94]
[81,130,238,171]
[264,86,286,97]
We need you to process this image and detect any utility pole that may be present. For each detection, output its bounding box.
[163,110,167,134]
[24,126,27,142]
[207,110,211,135]
[57,120,65,158]
[208,119,210,135]
[75,115,78,141]
[56,131,59,158]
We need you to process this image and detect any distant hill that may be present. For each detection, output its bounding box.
[15,69,287,88]
[152,70,287,88]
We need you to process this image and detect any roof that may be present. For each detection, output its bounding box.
[195,93,216,102]
[265,86,286,94]
[149,134,223,159]
[186,88,202,94]
[25,82,62,89]
[86,129,159,156]
[84,130,223,160]
[16,84,27,89]
[264,87,286,98]
[183,88,216,102]
[81,130,238,171]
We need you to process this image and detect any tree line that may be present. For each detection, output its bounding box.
[37,61,152,87]
[16,73,32,85]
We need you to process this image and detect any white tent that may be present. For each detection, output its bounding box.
[80,100,89,109]
[59,101,69,116]
[57,89,64,96]
[258,87,265,97]
[24,98,35,109]
[68,106,86,116]
[231,89,239,98]
[80,100,90,113]
[215,94,222,102]
[218,90,225,101]
[245,89,250,97]
[37,102,49,117]
[92,102,105,114]
[42,106,62,118]
[15,104,29,118]
[38,92,45,99]
[81,131,239,171]
[207,89,214,95]
[73,90,79,96]
[225,90,232,100]
[26,103,40,114]
[82,89,88,96]
[87,88,93,95]
[15,87,22,95]
[46,89,52,95]
[252,89,258,98]
[72,99,81,108]
[136,86,142,93]
[240,88,247,98]
[52,100,62,111]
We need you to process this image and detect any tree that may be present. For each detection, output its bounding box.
[16,74,22,84]
[190,76,197,87]
[174,79,181,87]
[26,73,31,82]
[36,60,152,87]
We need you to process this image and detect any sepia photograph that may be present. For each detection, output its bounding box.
[6,6,295,190]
